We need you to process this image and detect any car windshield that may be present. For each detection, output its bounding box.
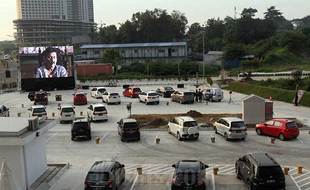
[184,92,193,96]
[286,122,297,128]
[98,89,106,93]
[62,108,74,112]
[33,108,45,113]
[133,88,141,92]
[164,87,173,91]
[231,121,245,128]
[258,166,283,176]
[87,172,109,182]
[183,121,197,127]
[76,94,85,97]
[124,122,138,129]
[73,122,88,128]
[94,107,106,112]
[148,93,157,96]
[176,173,199,183]
[110,93,119,96]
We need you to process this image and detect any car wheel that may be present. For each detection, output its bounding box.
[247,181,253,190]
[177,132,182,141]
[279,133,286,141]
[235,166,241,179]
[118,102,121,105]
[215,128,218,134]
[218,99,222,102]
[121,137,124,142]
[145,100,148,105]
[167,126,171,134]
[137,137,140,141]
[130,95,133,98]
[256,128,262,135]
[71,136,75,141]
[194,136,199,140]
[60,120,63,124]
[179,99,183,104]
[157,101,159,105]
[241,138,245,141]
[88,135,92,140]
[170,97,173,102]
[224,133,229,141]
[122,176,125,183]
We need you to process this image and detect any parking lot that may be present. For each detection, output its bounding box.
[1,84,310,190]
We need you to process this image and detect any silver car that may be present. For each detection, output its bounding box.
[202,88,223,102]
[170,91,194,104]
[214,117,247,141]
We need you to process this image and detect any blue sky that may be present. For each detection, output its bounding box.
[0,0,309,41]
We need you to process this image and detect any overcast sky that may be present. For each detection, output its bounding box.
[0,0,309,41]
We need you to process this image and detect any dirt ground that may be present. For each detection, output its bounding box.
[132,110,242,129]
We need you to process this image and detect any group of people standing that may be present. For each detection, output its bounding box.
[195,89,203,103]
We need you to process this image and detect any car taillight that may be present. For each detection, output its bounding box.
[172,179,179,185]
[198,179,204,185]
[147,96,151,99]
[118,95,120,97]
[137,127,140,131]
[122,127,124,131]
[93,112,97,115]
[44,96,47,98]
[108,180,112,188]
[34,96,37,99]
[84,179,87,186]
[103,111,107,114]
[86,126,90,129]
[242,129,247,131]
[182,95,185,97]
[157,95,159,98]
[32,114,36,116]
[229,129,235,132]
[108,96,111,98]
[71,126,74,130]
[214,93,216,95]
[43,112,47,115]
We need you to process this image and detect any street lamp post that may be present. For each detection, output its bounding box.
[203,32,205,78]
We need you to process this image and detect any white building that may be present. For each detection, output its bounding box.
[0,117,56,190]
[204,51,222,66]
[80,42,188,65]
[14,0,94,45]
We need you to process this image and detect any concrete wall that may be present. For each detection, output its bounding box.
[24,134,48,188]
[0,146,26,190]
[242,97,265,124]
[76,64,113,76]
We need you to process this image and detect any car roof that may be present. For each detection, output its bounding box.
[122,118,137,123]
[268,118,295,123]
[35,92,47,94]
[92,103,106,107]
[31,105,45,109]
[222,117,243,122]
[146,91,157,94]
[90,161,115,172]
[60,105,74,109]
[74,117,88,123]
[129,86,140,89]
[96,87,106,89]
[178,160,201,172]
[249,153,280,166]
[176,116,195,122]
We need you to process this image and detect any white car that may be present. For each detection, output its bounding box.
[214,117,247,141]
[102,91,121,105]
[28,105,47,123]
[58,105,75,123]
[0,105,9,117]
[202,88,223,102]
[167,116,199,140]
[90,87,106,98]
[138,91,160,105]
[87,103,108,122]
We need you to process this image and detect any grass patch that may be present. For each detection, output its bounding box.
[226,82,310,107]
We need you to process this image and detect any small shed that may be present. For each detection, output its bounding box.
[242,94,265,124]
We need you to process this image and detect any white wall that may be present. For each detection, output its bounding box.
[242,97,265,124]
[24,134,48,188]
[0,146,26,190]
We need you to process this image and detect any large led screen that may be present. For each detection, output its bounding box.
[19,46,74,79]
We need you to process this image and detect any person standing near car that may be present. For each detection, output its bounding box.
[35,47,68,78]
[198,89,202,103]
[195,89,198,102]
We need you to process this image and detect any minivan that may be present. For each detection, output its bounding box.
[117,118,140,141]
[214,117,247,141]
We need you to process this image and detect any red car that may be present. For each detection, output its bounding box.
[73,91,87,105]
[123,86,141,98]
[255,119,299,141]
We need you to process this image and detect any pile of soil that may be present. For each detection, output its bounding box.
[186,110,203,117]
[132,112,242,129]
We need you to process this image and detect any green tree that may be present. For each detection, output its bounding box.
[241,8,258,18]
[100,49,121,75]
[292,70,303,81]
[264,6,285,21]
[222,43,247,60]
[187,22,202,35]
[98,25,118,44]
[88,25,98,43]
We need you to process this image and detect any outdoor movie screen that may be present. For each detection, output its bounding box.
[19,46,74,79]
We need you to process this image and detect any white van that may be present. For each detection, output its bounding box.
[58,105,75,123]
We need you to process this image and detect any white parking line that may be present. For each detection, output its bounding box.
[46,132,59,143]
[300,181,310,187]
[294,171,310,180]
[290,174,303,190]
[296,176,310,183]
[99,133,108,143]
[297,137,304,144]
[114,114,124,124]
[130,174,139,190]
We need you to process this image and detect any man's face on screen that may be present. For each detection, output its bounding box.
[44,52,57,71]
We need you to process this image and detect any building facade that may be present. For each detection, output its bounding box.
[14,0,94,45]
[80,42,188,65]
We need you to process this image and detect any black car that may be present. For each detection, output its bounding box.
[28,91,36,101]
[71,118,91,141]
[85,161,125,190]
[171,160,209,190]
[235,153,285,190]
[34,92,48,105]
[156,86,175,98]
[117,118,140,142]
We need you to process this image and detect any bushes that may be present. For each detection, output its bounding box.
[226,82,310,107]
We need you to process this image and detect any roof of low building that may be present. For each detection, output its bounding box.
[206,51,223,55]
[80,42,187,49]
